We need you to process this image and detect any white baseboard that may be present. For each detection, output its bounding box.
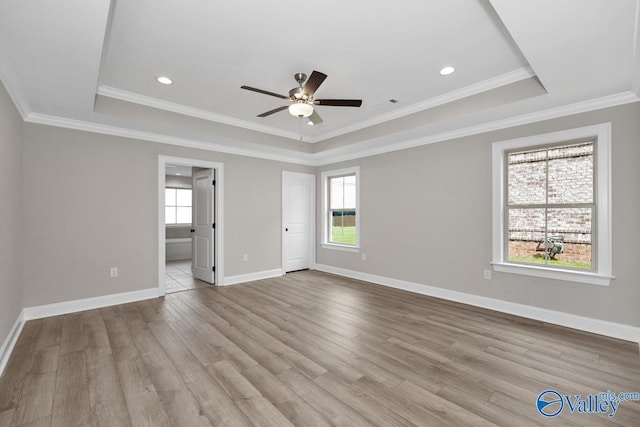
[0,310,25,377]
[314,264,640,344]
[222,269,283,286]
[23,287,163,321]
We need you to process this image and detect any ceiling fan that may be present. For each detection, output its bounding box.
[241,71,362,125]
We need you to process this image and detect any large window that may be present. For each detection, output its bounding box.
[165,188,192,224]
[321,166,360,250]
[507,141,594,269]
[492,124,612,285]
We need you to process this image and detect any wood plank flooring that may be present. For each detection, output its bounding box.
[1,270,638,426]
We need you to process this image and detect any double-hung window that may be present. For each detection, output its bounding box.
[492,124,612,285]
[165,188,192,224]
[321,166,360,251]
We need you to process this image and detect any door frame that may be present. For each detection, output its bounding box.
[282,171,316,273]
[158,156,224,294]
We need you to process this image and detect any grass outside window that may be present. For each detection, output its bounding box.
[331,226,356,245]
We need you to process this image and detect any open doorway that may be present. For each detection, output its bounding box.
[158,156,224,295]
[164,164,208,293]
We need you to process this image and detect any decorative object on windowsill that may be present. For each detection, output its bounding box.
[241,71,362,125]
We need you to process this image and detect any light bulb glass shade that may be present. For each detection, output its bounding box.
[288,102,314,117]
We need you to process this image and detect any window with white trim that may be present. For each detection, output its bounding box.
[321,166,360,251]
[165,188,192,224]
[492,124,612,286]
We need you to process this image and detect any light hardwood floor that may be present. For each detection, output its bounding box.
[0,270,638,426]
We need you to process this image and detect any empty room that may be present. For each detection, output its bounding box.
[1,1,639,426]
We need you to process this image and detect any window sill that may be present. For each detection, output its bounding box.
[322,243,360,253]
[492,262,613,286]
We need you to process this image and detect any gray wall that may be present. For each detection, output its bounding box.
[22,124,313,307]
[3,75,639,342]
[317,102,640,327]
[165,175,191,189]
[0,81,23,344]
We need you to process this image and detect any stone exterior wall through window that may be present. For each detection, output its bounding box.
[507,142,593,266]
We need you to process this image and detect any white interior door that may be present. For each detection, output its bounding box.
[282,171,315,273]
[192,169,215,283]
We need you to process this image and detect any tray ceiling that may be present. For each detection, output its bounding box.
[0,0,638,162]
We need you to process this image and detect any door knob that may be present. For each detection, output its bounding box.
[285,228,288,232]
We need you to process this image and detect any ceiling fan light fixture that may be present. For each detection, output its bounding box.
[288,102,313,118]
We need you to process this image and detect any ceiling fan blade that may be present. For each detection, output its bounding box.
[301,71,327,98]
[314,99,362,107]
[241,85,289,100]
[257,105,289,117]
[307,110,323,125]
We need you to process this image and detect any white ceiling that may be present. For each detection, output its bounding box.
[0,0,638,162]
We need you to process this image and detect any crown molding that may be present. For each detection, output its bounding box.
[310,66,536,143]
[25,112,316,166]
[98,67,535,145]
[16,92,640,168]
[0,50,31,119]
[313,91,640,166]
[97,85,302,141]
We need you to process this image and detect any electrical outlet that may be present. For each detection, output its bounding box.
[361,253,367,261]
[243,254,249,262]
[483,269,491,280]
[110,267,118,278]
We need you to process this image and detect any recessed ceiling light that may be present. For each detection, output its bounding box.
[156,76,173,85]
[440,66,455,76]
[307,121,314,126]
[176,173,181,176]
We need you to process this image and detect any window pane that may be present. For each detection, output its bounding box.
[176,207,192,224]
[547,207,592,269]
[176,189,192,207]
[330,210,343,242]
[508,148,547,205]
[330,210,356,245]
[165,188,176,206]
[165,207,176,224]
[547,142,593,204]
[330,177,344,209]
[507,208,545,263]
[343,175,356,209]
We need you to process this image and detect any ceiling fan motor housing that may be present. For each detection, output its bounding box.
[289,87,304,99]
